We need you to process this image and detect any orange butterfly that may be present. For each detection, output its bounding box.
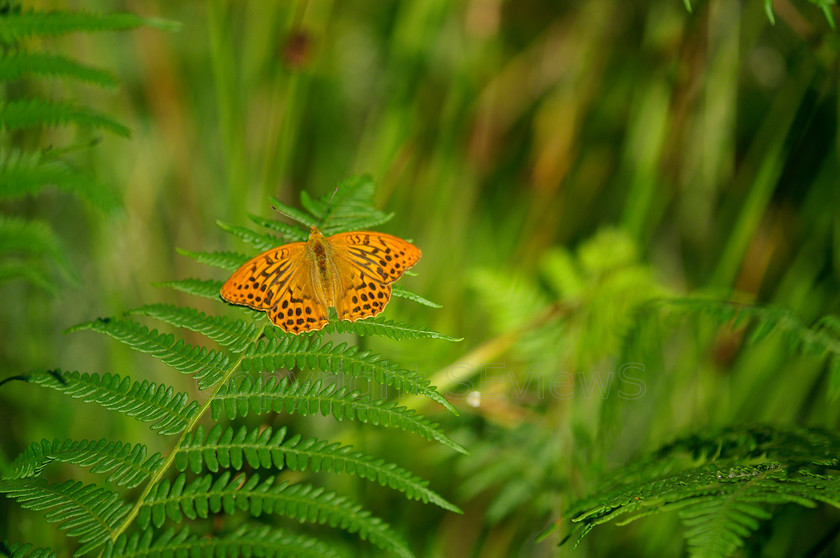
[220,226,421,333]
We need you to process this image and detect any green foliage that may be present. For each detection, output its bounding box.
[1,182,461,557]
[0,542,56,558]
[640,297,840,397]
[101,525,343,558]
[0,6,171,293]
[555,425,840,557]
[682,0,836,27]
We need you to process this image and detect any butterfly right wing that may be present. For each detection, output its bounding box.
[220,243,330,333]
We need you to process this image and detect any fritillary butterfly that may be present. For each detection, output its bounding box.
[220,226,421,333]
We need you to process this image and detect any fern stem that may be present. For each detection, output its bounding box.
[106,323,267,545]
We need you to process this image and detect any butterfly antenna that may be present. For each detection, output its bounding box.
[271,204,304,225]
[315,185,340,228]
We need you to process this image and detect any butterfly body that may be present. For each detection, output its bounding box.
[221,226,421,334]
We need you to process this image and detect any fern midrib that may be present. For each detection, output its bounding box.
[106,323,267,547]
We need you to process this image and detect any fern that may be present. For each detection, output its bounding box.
[0,51,118,87]
[0,542,56,558]
[682,0,837,27]
[6,439,163,490]
[552,425,840,558]
[16,369,199,435]
[2,180,462,557]
[0,7,174,292]
[212,376,467,453]
[640,297,840,396]
[102,525,344,558]
[0,99,129,136]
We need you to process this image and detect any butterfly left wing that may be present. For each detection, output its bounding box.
[327,231,421,322]
[220,243,330,333]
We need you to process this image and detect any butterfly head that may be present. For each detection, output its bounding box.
[308,225,324,239]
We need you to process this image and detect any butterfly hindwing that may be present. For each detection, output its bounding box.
[329,231,421,322]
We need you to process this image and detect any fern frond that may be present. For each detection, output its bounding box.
[649,298,840,395]
[174,424,461,513]
[212,376,467,453]
[0,148,120,210]
[216,221,281,252]
[299,175,394,234]
[136,472,413,558]
[174,247,247,270]
[248,214,308,242]
[0,9,179,43]
[127,304,258,353]
[321,309,461,341]
[103,525,346,558]
[0,478,130,556]
[268,196,318,228]
[391,285,443,308]
[22,369,199,435]
[5,439,163,489]
[0,542,56,558]
[156,278,224,300]
[68,318,230,389]
[0,51,117,88]
[0,215,68,272]
[241,333,457,414]
[558,425,840,556]
[0,99,129,136]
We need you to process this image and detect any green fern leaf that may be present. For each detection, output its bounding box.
[127,304,258,353]
[216,220,282,252]
[0,542,56,558]
[0,216,72,289]
[321,310,462,341]
[5,439,162,489]
[0,99,129,136]
[156,278,224,300]
[392,285,442,308]
[0,9,179,43]
[174,424,461,513]
[174,247,247,270]
[212,376,467,453]
[558,425,840,555]
[299,175,394,234]
[268,196,318,228]
[248,214,308,242]
[22,369,199,435]
[0,51,117,88]
[0,478,130,556]
[102,525,347,558]
[137,472,413,558]
[0,148,120,211]
[240,332,457,413]
[68,318,230,389]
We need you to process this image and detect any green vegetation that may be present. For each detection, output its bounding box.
[2,1,839,556]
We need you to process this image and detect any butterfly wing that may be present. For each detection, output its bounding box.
[220,243,330,333]
[327,231,421,322]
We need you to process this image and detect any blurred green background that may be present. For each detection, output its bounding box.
[2,0,840,556]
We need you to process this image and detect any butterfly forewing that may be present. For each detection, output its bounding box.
[220,243,306,310]
[220,243,330,333]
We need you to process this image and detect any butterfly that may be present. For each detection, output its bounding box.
[220,226,422,333]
